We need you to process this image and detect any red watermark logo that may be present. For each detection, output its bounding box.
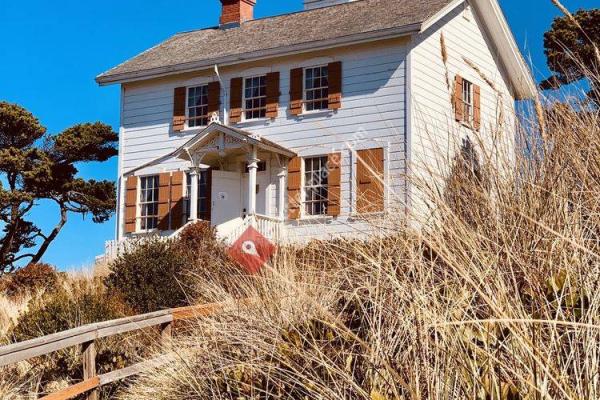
[228,226,276,274]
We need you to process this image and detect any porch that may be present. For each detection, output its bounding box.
[174,122,294,243]
[100,122,295,263]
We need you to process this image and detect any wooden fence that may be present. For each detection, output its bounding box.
[0,303,222,400]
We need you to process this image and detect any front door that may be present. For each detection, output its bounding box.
[211,170,242,226]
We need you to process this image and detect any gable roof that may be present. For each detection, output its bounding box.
[96,0,453,85]
[96,0,535,100]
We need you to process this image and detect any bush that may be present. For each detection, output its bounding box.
[105,237,193,314]
[9,279,127,342]
[7,279,133,398]
[174,222,244,302]
[105,222,244,313]
[0,263,61,298]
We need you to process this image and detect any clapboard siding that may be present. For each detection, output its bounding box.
[409,1,516,218]
[118,38,408,241]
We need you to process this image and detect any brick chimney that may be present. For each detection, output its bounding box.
[220,0,256,26]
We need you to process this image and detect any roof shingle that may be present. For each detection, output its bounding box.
[97,0,452,84]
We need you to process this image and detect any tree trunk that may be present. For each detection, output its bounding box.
[29,205,68,265]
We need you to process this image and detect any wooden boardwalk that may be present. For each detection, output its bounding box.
[0,302,223,400]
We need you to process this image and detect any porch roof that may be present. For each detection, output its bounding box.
[123,122,296,176]
[175,122,296,161]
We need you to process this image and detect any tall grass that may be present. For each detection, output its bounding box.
[118,87,600,399]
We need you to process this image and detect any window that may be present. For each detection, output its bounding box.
[187,85,209,128]
[303,156,329,216]
[184,170,210,221]
[139,176,159,231]
[243,76,267,120]
[461,79,474,124]
[304,66,329,112]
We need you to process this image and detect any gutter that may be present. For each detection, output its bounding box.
[96,23,422,86]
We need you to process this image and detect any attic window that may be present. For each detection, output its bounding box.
[187,85,209,128]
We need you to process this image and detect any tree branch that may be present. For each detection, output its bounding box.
[28,204,68,265]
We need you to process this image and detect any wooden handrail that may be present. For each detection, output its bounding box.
[0,302,224,400]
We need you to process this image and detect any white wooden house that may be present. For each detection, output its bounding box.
[96,0,535,258]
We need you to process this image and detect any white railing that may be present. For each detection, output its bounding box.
[97,239,135,264]
[218,214,285,245]
[254,214,285,243]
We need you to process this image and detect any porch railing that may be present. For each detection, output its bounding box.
[220,214,285,245]
[254,214,285,243]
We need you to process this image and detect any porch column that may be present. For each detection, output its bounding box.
[189,167,200,221]
[247,145,259,216]
[277,167,287,220]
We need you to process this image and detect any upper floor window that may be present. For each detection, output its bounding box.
[461,78,474,124]
[139,175,159,231]
[187,85,209,128]
[243,76,267,120]
[303,156,329,216]
[304,66,329,112]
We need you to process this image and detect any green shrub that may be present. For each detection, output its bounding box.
[105,222,243,313]
[0,263,61,298]
[105,237,193,314]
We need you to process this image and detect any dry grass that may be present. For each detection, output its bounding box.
[0,293,31,338]
[118,90,600,399]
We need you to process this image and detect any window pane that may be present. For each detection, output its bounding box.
[243,75,267,120]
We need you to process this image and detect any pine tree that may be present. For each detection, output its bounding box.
[0,102,118,273]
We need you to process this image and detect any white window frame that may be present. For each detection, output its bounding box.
[186,84,209,129]
[461,78,475,124]
[242,75,268,121]
[137,175,160,233]
[302,155,330,217]
[303,65,330,113]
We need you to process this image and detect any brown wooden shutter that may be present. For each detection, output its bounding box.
[473,84,481,130]
[157,173,171,231]
[173,87,187,132]
[328,61,342,110]
[327,153,341,217]
[229,77,243,124]
[454,75,464,122]
[356,148,385,214]
[266,72,280,119]
[287,157,302,220]
[207,81,221,119]
[124,176,138,234]
[289,68,304,116]
[170,171,185,230]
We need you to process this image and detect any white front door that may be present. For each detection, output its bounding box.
[242,171,269,217]
[211,170,242,226]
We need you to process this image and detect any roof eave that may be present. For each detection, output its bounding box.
[469,0,537,100]
[96,23,421,86]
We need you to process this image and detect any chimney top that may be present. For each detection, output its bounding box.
[220,0,256,27]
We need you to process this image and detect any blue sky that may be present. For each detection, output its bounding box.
[0,0,595,269]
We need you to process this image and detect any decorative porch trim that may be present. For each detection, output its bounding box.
[122,122,296,177]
